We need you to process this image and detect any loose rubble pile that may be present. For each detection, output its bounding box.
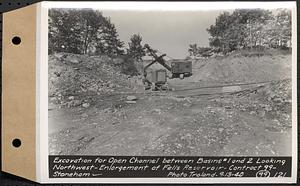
[229,79,292,128]
[142,100,247,156]
[192,50,291,84]
[49,53,143,108]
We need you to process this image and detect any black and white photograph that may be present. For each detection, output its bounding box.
[44,1,297,182]
[48,4,294,156]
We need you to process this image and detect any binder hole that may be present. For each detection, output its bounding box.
[12,139,21,148]
[12,36,21,45]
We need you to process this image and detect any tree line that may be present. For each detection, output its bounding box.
[49,9,146,60]
[189,9,292,58]
[49,8,291,60]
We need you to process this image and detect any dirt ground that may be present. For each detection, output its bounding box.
[49,79,292,156]
[48,51,292,156]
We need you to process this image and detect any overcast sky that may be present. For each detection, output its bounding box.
[100,10,224,59]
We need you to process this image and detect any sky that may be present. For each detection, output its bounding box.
[100,10,223,59]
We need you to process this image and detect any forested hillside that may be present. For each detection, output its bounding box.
[188,9,291,58]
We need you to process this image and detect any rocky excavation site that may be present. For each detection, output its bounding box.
[48,50,293,156]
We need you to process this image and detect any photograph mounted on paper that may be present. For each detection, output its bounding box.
[39,1,297,183]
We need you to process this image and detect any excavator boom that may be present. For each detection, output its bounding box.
[144,44,172,72]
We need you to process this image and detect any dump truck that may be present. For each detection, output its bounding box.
[171,61,192,79]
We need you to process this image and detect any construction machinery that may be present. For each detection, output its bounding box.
[143,44,192,90]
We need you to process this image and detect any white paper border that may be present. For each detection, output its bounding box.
[37,1,298,184]
[36,2,49,183]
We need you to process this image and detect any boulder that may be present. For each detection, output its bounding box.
[67,100,82,108]
[153,109,162,114]
[82,103,90,108]
[126,95,138,101]
[126,101,136,104]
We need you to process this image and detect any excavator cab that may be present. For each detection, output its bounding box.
[143,69,168,91]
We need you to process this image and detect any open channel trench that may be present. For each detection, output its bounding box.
[93,80,273,99]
